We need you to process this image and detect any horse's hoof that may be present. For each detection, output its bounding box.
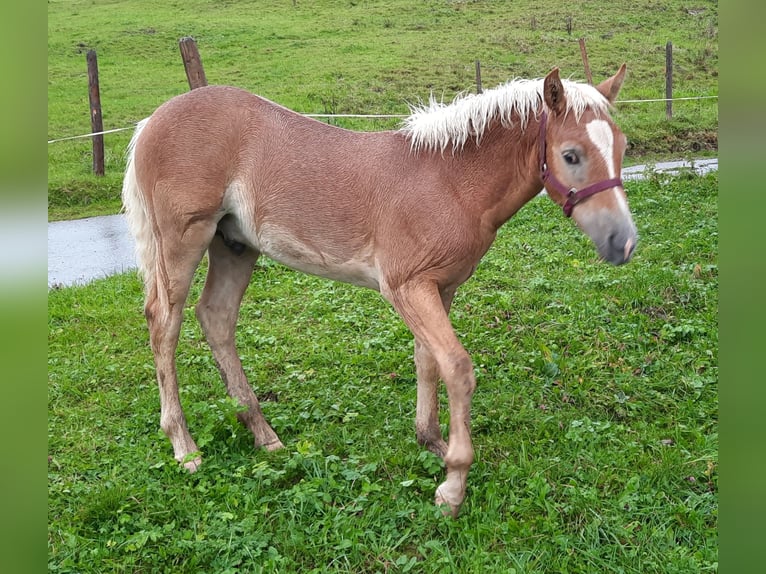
[435,484,462,519]
[264,439,285,452]
[182,456,202,473]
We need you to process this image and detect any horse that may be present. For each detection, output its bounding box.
[122,65,637,518]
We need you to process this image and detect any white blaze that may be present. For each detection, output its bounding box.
[586,119,616,178]
[586,119,630,217]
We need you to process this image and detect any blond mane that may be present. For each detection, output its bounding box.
[401,78,610,153]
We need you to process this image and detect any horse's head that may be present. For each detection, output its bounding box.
[540,65,637,265]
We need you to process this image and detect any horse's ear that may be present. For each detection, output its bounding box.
[596,64,627,104]
[543,67,567,115]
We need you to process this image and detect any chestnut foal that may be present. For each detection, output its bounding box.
[122,66,636,517]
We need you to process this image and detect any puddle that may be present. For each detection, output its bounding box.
[48,214,136,288]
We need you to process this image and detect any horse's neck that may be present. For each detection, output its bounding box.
[445,119,543,231]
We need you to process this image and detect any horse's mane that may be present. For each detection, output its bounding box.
[401,78,610,153]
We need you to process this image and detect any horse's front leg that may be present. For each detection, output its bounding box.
[414,339,447,457]
[413,287,455,458]
[384,280,475,518]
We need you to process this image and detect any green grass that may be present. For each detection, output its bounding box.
[47,0,718,221]
[48,171,718,573]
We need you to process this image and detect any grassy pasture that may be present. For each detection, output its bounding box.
[47,0,718,220]
[48,171,718,573]
[48,1,718,571]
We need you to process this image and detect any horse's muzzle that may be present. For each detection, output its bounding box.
[600,228,637,265]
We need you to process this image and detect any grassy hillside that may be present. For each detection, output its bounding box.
[47,0,717,220]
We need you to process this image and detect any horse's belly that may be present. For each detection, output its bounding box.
[222,182,380,289]
[255,223,380,290]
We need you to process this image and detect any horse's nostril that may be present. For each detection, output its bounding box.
[607,232,635,264]
[624,237,635,260]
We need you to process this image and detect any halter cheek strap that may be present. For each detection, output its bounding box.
[538,110,624,217]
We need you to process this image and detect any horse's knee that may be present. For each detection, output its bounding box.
[445,442,474,470]
[441,352,476,395]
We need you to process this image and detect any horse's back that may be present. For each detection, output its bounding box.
[135,85,278,187]
[132,86,484,291]
[135,84,404,200]
[132,86,410,288]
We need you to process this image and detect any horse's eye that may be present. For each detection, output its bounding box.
[563,151,579,165]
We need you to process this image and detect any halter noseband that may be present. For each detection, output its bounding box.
[538,110,623,217]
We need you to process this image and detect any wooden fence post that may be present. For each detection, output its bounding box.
[86,50,104,176]
[578,38,593,85]
[179,37,208,90]
[475,60,483,94]
[665,41,673,119]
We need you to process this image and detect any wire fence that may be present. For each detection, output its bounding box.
[48,95,717,145]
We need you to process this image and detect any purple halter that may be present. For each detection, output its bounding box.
[538,110,623,217]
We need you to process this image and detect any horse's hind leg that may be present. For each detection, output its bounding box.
[195,234,284,452]
[145,219,217,472]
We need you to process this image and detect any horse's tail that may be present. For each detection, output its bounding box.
[121,118,158,297]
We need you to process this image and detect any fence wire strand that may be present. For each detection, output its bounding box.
[48,95,717,145]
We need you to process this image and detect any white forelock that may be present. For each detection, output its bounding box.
[401,78,610,153]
